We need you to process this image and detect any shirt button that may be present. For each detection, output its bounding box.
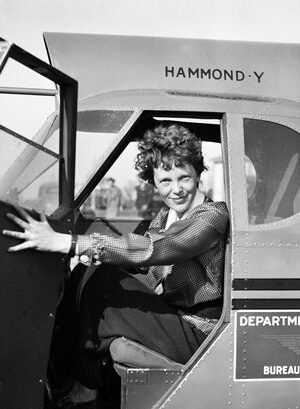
[80,255,89,263]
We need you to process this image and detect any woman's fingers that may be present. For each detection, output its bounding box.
[39,210,47,223]
[2,229,36,252]
[7,240,36,252]
[2,229,27,239]
[13,206,34,223]
[6,213,29,229]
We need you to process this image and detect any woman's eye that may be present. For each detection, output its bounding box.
[160,180,170,186]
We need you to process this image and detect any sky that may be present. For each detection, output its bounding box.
[1,0,300,201]
[2,0,300,61]
[2,0,300,121]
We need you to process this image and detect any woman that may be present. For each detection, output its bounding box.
[3,124,228,408]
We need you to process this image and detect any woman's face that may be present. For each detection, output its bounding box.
[153,162,200,217]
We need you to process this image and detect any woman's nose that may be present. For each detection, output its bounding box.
[172,182,183,194]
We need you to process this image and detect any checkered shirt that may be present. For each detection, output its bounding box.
[77,200,228,334]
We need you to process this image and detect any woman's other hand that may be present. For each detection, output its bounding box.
[2,207,71,254]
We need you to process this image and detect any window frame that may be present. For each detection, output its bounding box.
[0,38,78,216]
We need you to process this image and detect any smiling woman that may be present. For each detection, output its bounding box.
[3,122,229,408]
[135,124,206,218]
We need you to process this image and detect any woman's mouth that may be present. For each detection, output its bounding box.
[170,196,187,203]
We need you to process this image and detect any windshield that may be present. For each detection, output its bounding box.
[74,109,133,197]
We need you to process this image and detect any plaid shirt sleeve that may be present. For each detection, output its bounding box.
[76,202,228,267]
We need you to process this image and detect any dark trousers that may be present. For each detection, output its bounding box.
[51,263,206,389]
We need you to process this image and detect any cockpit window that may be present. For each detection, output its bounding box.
[244,119,300,224]
[79,116,224,237]
[74,109,133,197]
[0,125,60,214]
[0,54,63,215]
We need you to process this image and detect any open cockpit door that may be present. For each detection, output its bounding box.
[0,38,77,409]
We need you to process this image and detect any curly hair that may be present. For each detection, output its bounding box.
[135,123,207,185]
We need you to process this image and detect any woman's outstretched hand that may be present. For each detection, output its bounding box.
[2,207,71,254]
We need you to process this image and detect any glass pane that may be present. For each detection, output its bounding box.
[0,94,58,149]
[75,110,133,197]
[201,142,224,201]
[0,57,59,152]
[244,119,300,225]
[80,141,158,221]
[0,128,60,215]
[80,140,224,227]
[0,57,54,88]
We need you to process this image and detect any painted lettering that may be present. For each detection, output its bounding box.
[212,69,222,80]
[164,66,262,83]
[176,67,186,78]
[236,70,245,81]
[165,66,175,77]
[224,69,234,80]
[264,365,300,375]
[240,316,248,326]
[254,71,264,83]
[200,68,211,79]
[188,67,199,78]
[239,315,300,327]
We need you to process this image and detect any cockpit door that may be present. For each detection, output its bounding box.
[0,38,77,409]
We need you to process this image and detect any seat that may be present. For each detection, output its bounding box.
[111,337,183,409]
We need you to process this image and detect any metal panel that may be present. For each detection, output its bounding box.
[0,201,65,409]
[115,364,182,409]
[155,319,300,409]
[44,33,300,103]
[233,279,300,291]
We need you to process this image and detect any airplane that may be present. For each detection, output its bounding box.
[0,32,300,409]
